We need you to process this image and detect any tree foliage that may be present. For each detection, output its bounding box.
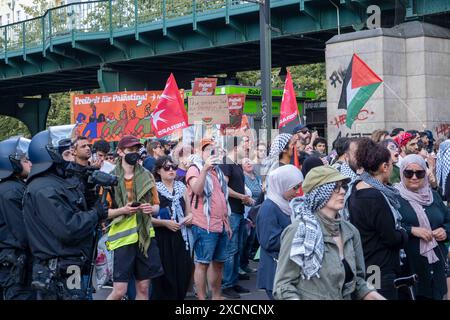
[237,63,326,100]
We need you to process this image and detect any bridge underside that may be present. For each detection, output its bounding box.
[0,1,449,97]
[0,32,334,97]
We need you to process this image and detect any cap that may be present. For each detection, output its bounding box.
[200,138,214,151]
[118,135,142,149]
[302,166,350,194]
[393,132,414,148]
[293,124,307,134]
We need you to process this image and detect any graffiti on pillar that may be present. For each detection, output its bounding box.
[329,109,375,129]
[332,130,372,147]
[436,123,450,138]
[71,91,183,142]
[329,66,347,89]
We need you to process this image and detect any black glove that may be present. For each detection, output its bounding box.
[94,200,109,221]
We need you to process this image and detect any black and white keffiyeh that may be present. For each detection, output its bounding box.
[188,154,230,232]
[289,182,336,280]
[261,133,293,176]
[437,140,450,193]
[335,161,358,181]
[156,180,192,251]
[358,171,402,228]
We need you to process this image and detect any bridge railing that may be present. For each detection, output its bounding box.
[0,0,268,57]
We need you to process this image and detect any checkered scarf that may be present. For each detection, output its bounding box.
[261,133,293,176]
[437,140,450,194]
[156,181,192,251]
[334,161,358,181]
[289,182,336,280]
[358,171,402,229]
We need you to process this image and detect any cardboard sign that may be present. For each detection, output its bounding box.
[188,95,230,125]
[71,91,163,142]
[192,78,217,96]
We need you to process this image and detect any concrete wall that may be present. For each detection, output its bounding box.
[325,22,450,146]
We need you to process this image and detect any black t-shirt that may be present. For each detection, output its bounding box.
[348,184,408,276]
[158,190,186,223]
[219,158,245,214]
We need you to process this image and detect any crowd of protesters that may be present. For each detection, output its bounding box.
[1,123,449,301]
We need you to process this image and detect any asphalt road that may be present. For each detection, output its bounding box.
[93,261,268,300]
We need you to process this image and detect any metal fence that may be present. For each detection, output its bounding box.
[0,0,276,56]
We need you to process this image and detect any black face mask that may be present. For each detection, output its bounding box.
[124,152,140,166]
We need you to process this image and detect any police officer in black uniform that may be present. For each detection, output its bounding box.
[0,137,35,300]
[23,129,108,300]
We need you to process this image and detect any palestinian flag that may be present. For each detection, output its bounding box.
[338,54,383,128]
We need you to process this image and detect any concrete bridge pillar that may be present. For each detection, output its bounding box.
[325,21,450,146]
[0,97,51,137]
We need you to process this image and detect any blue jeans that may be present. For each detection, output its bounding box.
[222,213,246,289]
[240,221,257,268]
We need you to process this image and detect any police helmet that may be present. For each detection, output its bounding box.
[0,137,31,179]
[28,125,77,180]
[28,130,54,180]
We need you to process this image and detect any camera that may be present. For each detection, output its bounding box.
[87,169,118,187]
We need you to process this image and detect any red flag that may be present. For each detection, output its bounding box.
[151,73,188,138]
[279,70,299,128]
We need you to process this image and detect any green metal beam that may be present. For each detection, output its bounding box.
[23,55,43,72]
[72,42,105,63]
[300,0,320,26]
[226,17,247,41]
[50,47,82,66]
[193,24,215,46]
[6,59,24,76]
[111,39,131,60]
[135,34,156,55]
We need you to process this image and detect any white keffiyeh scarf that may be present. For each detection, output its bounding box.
[289,182,336,280]
[156,181,192,251]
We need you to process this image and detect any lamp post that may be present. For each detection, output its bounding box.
[247,0,272,143]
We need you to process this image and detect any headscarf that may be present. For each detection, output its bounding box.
[436,140,450,194]
[289,182,337,279]
[261,133,293,176]
[395,154,438,264]
[301,157,323,178]
[266,164,303,215]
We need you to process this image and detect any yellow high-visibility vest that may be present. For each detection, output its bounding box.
[106,215,155,251]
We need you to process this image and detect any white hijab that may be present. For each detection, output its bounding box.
[266,164,304,215]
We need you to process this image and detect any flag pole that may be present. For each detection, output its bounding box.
[383,82,426,130]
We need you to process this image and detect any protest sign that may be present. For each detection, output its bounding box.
[188,95,230,125]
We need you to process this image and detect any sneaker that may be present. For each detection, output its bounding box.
[238,273,250,280]
[241,265,257,273]
[222,287,241,299]
[238,268,247,275]
[232,284,250,294]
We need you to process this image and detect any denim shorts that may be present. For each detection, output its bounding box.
[192,225,228,264]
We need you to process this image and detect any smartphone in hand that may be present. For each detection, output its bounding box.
[130,202,141,207]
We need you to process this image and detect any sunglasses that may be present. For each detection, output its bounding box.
[297,129,310,135]
[388,145,399,152]
[334,182,349,193]
[403,169,426,179]
[163,164,178,171]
